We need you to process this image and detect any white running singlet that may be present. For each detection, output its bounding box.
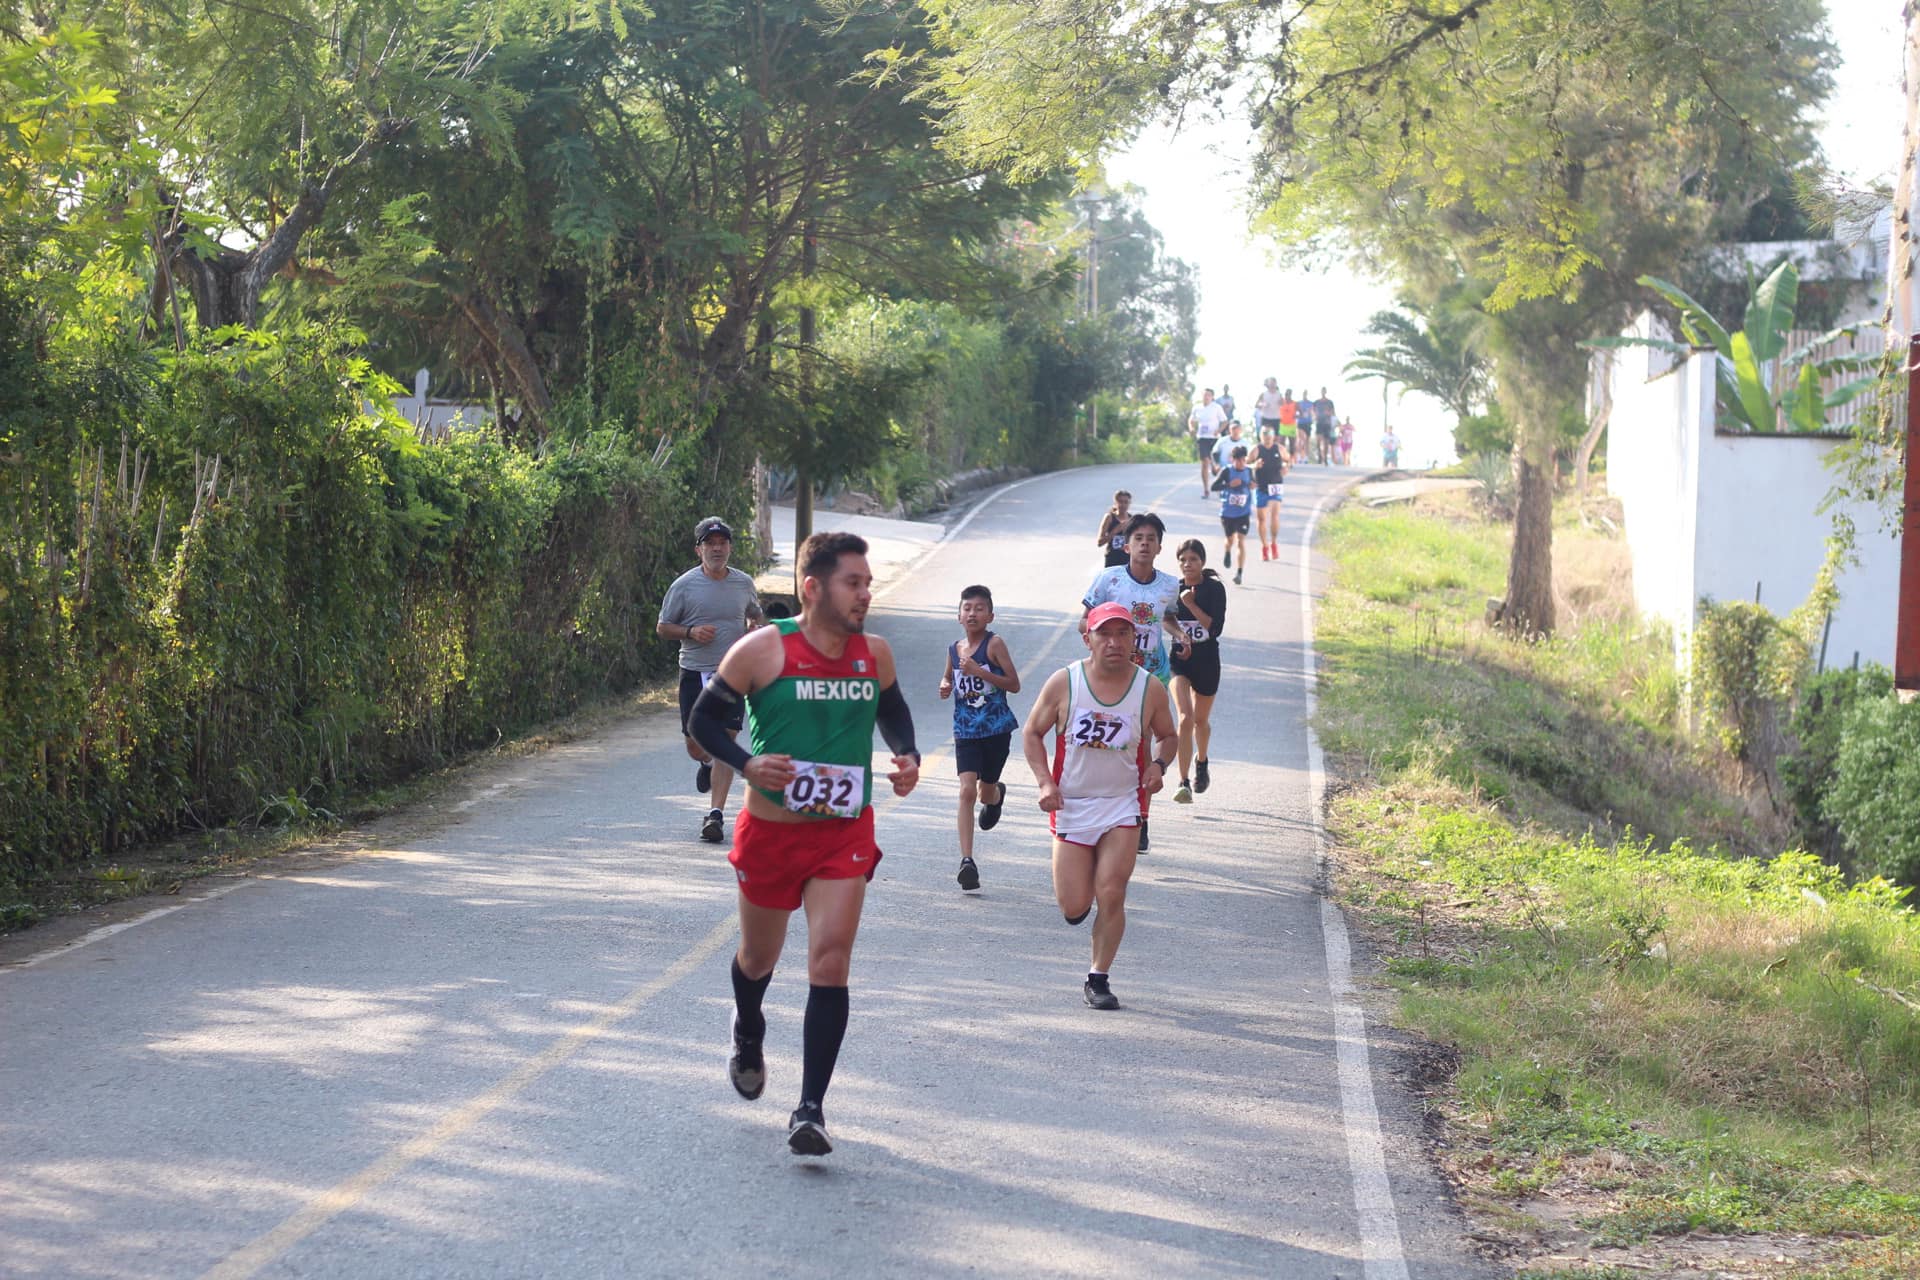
[1049,661,1149,846]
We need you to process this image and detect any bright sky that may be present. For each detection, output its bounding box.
[1105,5,1906,469]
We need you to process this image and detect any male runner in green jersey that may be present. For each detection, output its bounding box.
[687,531,921,1157]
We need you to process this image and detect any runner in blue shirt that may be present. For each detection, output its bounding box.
[937,585,1022,892]
[1211,446,1256,585]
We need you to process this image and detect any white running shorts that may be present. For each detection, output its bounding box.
[1051,792,1141,848]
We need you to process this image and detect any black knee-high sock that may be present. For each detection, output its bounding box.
[800,984,850,1108]
[731,957,772,1041]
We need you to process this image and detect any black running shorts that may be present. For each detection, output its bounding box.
[1170,643,1222,698]
[679,667,743,735]
[1221,514,1251,537]
[954,732,1012,783]
[1195,436,1218,460]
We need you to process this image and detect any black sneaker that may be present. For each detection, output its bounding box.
[1195,760,1211,794]
[700,808,724,843]
[978,788,1003,831]
[1234,568,1243,586]
[1136,818,1150,853]
[957,857,981,891]
[728,1011,765,1100]
[787,1102,832,1156]
[1223,548,1231,569]
[695,760,713,794]
[1083,975,1120,1011]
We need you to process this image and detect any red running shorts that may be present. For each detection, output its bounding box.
[728,806,883,911]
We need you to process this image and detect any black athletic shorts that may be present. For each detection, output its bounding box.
[679,667,743,735]
[1170,642,1222,698]
[1104,548,1129,567]
[1221,514,1251,537]
[1195,436,1219,460]
[954,732,1012,783]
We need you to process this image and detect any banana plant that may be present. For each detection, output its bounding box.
[1586,259,1880,432]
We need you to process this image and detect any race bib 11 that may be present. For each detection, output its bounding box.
[783,761,866,818]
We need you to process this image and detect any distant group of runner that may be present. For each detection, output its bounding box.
[654,478,1253,1157]
[1191,379,1357,474]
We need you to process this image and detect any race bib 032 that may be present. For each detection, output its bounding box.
[783,761,866,818]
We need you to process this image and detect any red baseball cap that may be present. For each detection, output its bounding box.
[1086,601,1134,631]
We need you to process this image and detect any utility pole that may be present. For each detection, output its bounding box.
[794,220,817,568]
[1894,4,1920,699]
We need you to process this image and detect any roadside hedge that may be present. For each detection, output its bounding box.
[1,304,706,887]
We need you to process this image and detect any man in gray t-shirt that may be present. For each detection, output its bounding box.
[657,516,763,843]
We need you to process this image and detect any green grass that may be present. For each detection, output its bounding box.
[1317,495,1920,1265]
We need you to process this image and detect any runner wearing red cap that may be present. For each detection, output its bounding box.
[1021,600,1177,1010]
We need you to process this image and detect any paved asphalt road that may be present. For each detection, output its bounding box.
[1,463,1497,1280]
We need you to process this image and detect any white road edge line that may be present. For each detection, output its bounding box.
[869,469,1054,603]
[9,880,256,971]
[1299,478,1412,1280]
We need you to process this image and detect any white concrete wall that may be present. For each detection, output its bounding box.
[1603,324,1901,670]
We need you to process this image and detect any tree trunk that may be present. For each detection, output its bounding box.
[456,291,553,437]
[1575,351,1613,499]
[1502,451,1556,636]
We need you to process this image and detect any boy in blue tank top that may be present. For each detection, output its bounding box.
[937,584,1023,892]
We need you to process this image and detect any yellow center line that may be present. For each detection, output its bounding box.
[202,913,738,1280]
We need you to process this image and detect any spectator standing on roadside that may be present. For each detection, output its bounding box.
[1188,388,1228,497]
[1095,489,1134,568]
[657,517,765,844]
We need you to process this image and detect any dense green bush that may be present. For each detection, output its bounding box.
[1688,598,1806,765]
[0,308,704,888]
[1780,665,1894,849]
[1825,693,1920,886]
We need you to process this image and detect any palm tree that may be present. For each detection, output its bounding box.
[1343,294,1491,425]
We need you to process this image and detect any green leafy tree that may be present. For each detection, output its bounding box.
[917,0,1835,636]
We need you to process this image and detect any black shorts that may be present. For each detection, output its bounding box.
[1104,547,1129,567]
[954,732,1012,783]
[679,667,743,735]
[1196,436,1219,460]
[1316,421,1336,438]
[1170,643,1222,697]
[1221,514,1251,536]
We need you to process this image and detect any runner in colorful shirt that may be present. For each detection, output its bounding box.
[937,584,1022,893]
[688,531,921,1159]
[1079,510,1186,852]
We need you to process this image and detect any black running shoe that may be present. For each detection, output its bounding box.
[1223,548,1231,569]
[787,1102,831,1156]
[695,760,713,794]
[1234,568,1243,586]
[700,808,724,843]
[1195,760,1211,794]
[957,857,981,891]
[1083,975,1120,1011]
[728,1011,765,1100]
[1136,818,1150,853]
[978,791,1003,831]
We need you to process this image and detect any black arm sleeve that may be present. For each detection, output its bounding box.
[875,681,919,760]
[690,676,754,772]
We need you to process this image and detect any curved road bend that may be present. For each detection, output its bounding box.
[1,463,1496,1279]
